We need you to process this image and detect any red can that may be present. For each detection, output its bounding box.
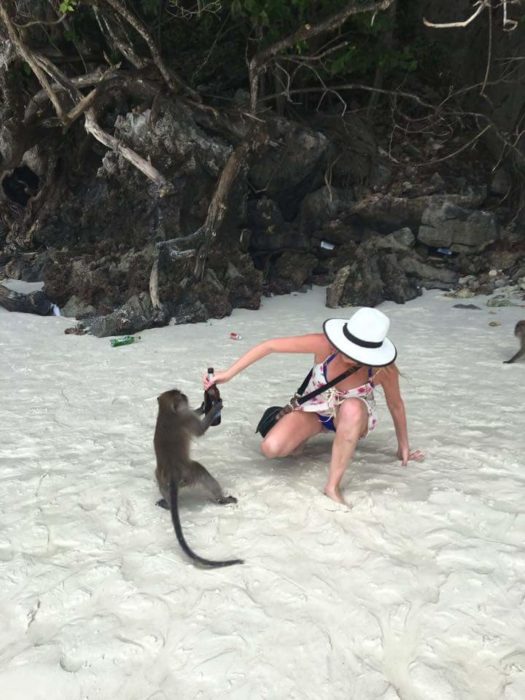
[229,332,242,340]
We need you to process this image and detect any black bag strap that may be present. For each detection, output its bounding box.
[295,368,313,396]
[293,363,361,406]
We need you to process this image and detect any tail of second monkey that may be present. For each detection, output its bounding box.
[169,480,244,568]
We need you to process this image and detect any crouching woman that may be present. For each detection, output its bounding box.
[204,307,423,504]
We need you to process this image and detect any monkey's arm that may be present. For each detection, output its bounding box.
[504,348,524,364]
[187,400,223,435]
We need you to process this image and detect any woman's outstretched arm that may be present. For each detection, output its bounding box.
[203,333,330,388]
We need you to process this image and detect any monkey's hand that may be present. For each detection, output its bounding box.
[204,399,223,421]
[210,399,223,417]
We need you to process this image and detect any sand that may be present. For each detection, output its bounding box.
[1,283,524,700]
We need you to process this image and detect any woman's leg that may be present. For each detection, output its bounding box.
[324,398,368,504]
[261,410,324,458]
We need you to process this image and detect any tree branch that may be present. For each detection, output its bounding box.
[93,5,147,69]
[248,0,395,112]
[423,1,488,29]
[65,87,99,124]
[480,0,493,96]
[260,82,434,110]
[84,108,172,192]
[0,2,66,122]
[99,0,185,93]
[503,0,519,30]
[23,65,116,122]
[194,132,257,278]
[14,13,67,29]
[424,0,519,32]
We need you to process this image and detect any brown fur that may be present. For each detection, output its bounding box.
[154,389,243,568]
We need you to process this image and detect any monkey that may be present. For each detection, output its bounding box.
[503,320,525,364]
[154,388,243,568]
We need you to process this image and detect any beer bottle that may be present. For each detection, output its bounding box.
[204,367,221,426]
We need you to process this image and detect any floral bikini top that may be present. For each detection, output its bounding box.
[298,353,375,416]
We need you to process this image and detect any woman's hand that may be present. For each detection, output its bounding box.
[203,370,231,389]
[397,447,425,467]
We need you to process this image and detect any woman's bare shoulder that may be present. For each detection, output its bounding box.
[372,363,399,386]
[312,334,333,361]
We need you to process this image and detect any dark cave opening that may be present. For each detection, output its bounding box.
[2,165,40,206]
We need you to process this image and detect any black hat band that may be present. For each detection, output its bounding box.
[343,325,383,349]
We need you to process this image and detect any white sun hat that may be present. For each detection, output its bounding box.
[323,307,397,367]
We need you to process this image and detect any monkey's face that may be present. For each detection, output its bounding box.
[157,389,189,413]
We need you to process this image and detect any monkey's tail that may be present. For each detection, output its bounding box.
[169,479,244,568]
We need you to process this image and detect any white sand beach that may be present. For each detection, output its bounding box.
[1,284,524,700]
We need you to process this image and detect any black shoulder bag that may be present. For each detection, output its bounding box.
[255,363,361,437]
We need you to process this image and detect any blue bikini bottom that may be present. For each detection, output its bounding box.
[318,413,336,432]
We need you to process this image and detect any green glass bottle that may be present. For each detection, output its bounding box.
[110,335,140,347]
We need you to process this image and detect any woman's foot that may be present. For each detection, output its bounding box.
[323,485,347,505]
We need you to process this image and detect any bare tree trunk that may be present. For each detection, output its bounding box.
[84,108,172,193]
[0,284,53,315]
[367,0,396,116]
[194,132,260,279]
[0,2,66,121]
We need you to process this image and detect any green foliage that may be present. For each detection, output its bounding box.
[11,0,442,117]
[315,9,417,81]
[131,0,433,105]
[325,45,417,81]
[59,0,77,13]
[230,0,303,40]
[228,0,339,42]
